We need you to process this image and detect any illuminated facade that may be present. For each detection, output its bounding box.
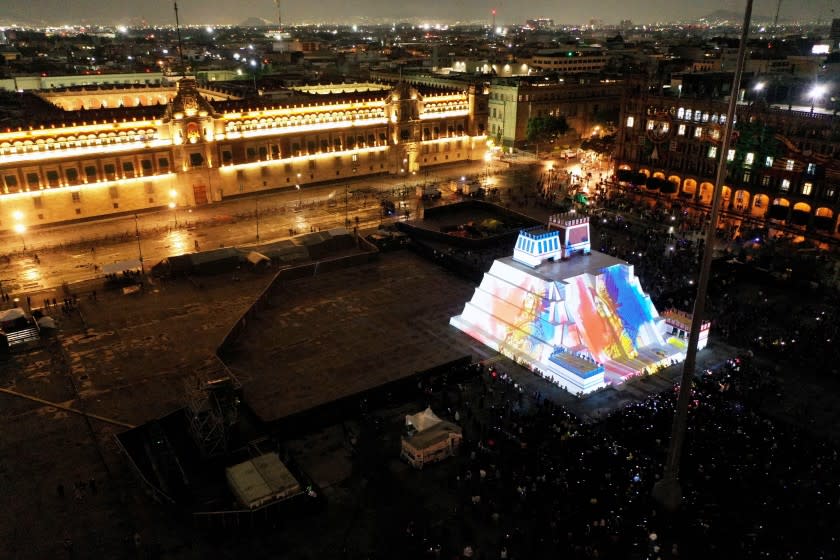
[488,77,624,148]
[614,92,840,233]
[451,217,694,394]
[0,79,488,230]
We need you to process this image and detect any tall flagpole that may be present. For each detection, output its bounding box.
[652,0,755,511]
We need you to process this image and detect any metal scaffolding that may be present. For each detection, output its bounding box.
[184,357,241,457]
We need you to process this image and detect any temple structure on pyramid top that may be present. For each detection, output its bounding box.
[450,213,709,394]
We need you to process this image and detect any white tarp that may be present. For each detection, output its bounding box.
[225,452,302,510]
[0,307,25,322]
[246,251,271,265]
[103,259,142,275]
[405,407,443,432]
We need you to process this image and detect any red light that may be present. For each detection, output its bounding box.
[491,9,496,15]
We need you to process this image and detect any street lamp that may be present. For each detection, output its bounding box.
[168,189,178,227]
[249,59,259,93]
[168,201,178,227]
[133,214,145,276]
[808,84,827,113]
[13,223,26,251]
[11,211,26,250]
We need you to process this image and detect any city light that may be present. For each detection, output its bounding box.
[13,223,26,234]
[809,84,827,99]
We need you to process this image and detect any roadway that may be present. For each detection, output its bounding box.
[0,158,550,296]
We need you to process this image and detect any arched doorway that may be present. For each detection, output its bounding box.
[699,182,714,205]
[790,202,812,226]
[767,198,790,221]
[663,175,680,195]
[638,168,651,177]
[681,178,697,200]
[814,207,834,231]
[751,194,770,217]
[721,186,732,209]
[733,190,750,212]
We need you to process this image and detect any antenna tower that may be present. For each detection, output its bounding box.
[274,0,282,29]
[174,2,186,75]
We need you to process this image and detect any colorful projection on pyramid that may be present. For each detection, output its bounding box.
[450,214,701,394]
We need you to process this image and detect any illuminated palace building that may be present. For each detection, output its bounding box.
[614,93,840,235]
[0,78,488,229]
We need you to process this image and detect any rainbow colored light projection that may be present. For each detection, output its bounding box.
[450,250,689,394]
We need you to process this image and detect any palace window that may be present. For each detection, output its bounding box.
[785,159,794,171]
[765,156,774,167]
[626,116,635,127]
[780,179,790,192]
[26,172,40,188]
[802,182,813,196]
[158,157,169,169]
[806,163,817,175]
[71,191,81,203]
[694,126,702,138]
[745,152,754,166]
[761,175,771,186]
[678,124,686,136]
[46,170,60,187]
[708,146,717,158]
[727,149,735,161]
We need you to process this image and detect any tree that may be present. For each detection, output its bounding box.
[580,133,616,156]
[526,115,570,144]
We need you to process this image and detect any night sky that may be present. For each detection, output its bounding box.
[0,0,831,26]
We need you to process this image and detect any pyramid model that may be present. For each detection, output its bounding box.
[450,216,690,394]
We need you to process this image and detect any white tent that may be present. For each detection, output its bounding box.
[103,258,142,275]
[0,308,26,322]
[37,316,57,330]
[405,407,443,432]
[225,452,302,510]
[246,251,271,265]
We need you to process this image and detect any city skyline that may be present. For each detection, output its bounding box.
[0,0,832,27]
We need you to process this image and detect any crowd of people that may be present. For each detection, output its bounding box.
[395,357,839,560]
[388,172,840,559]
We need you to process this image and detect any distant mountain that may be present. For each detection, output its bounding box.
[699,9,778,24]
[239,17,273,27]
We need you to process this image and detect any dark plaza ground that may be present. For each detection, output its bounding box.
[2,208,840,558]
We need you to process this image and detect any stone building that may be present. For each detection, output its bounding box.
[614,88,840,232]
[0,78,489,230]
[487,76,625,149]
